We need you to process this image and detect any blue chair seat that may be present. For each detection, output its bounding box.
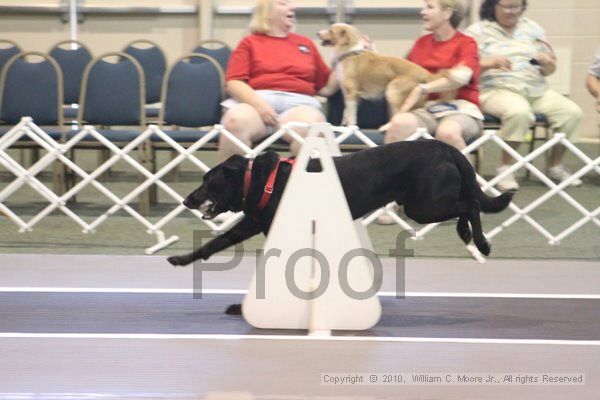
[0,126,64,141]
[533,113,549,125]
[483,114,501,125]
[151,129,216,143]
[338,129,385,146]
[484,113,549,126]
[67,129,141,142]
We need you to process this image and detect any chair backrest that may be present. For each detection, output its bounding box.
[191,39,231,72]
[48,40,93,105]
[0,40,22,75]
[160,54,224,128]
[78,52,146,127]
[326,90,389,129]
[0,51,63,126]
[122,40,166,104]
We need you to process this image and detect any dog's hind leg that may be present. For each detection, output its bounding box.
[406,199,490,256]
[463,201,491,256]
[385,77,421,114]
[225,304,242,315]
[456,216,472,244]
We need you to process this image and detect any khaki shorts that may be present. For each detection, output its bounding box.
[412,109,483,143]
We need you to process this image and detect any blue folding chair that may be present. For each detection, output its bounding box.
[326,90,387,147]
[0,40,23,124]
[75,52,150,213]
[191,39,231,72]
[123,40,166,121]
[0,51,64,135]
[0,51,65,190]
[77,52,146,132]
[49,40,93,121]
[0,40,22,78]
[151,53,224,183]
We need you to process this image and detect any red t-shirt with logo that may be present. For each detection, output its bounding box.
[226,33,331,96]
[407,31,480,106]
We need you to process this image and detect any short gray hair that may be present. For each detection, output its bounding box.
[439,0,465,29]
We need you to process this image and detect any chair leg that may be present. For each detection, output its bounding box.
[525,126,536,179]
[137,141,152,216]
[166,149,180,182]
[149,147,158,204]
[31,148,40,165]
[65,149,77,204]
[97,149,112,181]
[52,160,66,198]
[475,147,483,174]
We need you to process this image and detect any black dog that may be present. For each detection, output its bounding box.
[168,140,513,267]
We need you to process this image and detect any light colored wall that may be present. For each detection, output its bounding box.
[0,0,598,141]
[524,0,600,141]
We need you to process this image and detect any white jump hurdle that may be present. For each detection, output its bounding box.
[243,127,382,332]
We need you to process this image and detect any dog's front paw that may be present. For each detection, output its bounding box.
[167,255,190,267]
[225,304,242,315]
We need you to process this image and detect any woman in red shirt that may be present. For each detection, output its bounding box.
[384,0,483,151]
[378,0,482,225]
[219,0,337,161]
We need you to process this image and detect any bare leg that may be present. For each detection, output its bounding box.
[384,112,420,144]
[501,142,521,166]
[279,105,326,155]
[548,144,567,168]
[218,103,269,162]
[435,119,467,150]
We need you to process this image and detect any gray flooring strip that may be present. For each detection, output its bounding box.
[2,254,600,295]
[1,293,599,340]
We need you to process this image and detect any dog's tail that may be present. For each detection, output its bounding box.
[452,150,514,213]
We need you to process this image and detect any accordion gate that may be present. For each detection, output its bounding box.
[0,117,598,258]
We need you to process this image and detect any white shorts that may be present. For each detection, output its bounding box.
[221,90,323,114]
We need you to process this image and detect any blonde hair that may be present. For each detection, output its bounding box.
[249,0,274,34]
[438,0,465,29]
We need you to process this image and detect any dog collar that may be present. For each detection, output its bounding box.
[243,157,296,210]
[332,49,365,68]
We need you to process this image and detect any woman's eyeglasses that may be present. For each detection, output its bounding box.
[497,3,523,12]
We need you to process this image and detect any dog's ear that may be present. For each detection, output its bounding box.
[221,154,247,177]
[338,28,349,46]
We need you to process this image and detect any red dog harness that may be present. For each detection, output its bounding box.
[243,157,295,210]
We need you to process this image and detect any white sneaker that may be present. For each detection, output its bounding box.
[376,204,398,225]
[495,165,519,191]
[547,165,583,187]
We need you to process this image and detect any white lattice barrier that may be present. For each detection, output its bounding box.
[353,127,600,260]
[0,117,598,256]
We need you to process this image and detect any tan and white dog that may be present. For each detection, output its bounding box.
[317,23,446,126]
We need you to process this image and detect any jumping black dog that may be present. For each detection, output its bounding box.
[167,140,513,267]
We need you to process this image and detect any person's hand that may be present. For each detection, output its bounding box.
[535,52,555,67]
[492,56,512,71]
[255,103,279,127]
[400,85,425,113]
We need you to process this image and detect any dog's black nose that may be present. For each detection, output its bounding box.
[183,199,191,208]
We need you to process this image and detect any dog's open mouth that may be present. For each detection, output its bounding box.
[320,39,333,46]
[199,199,218,220]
